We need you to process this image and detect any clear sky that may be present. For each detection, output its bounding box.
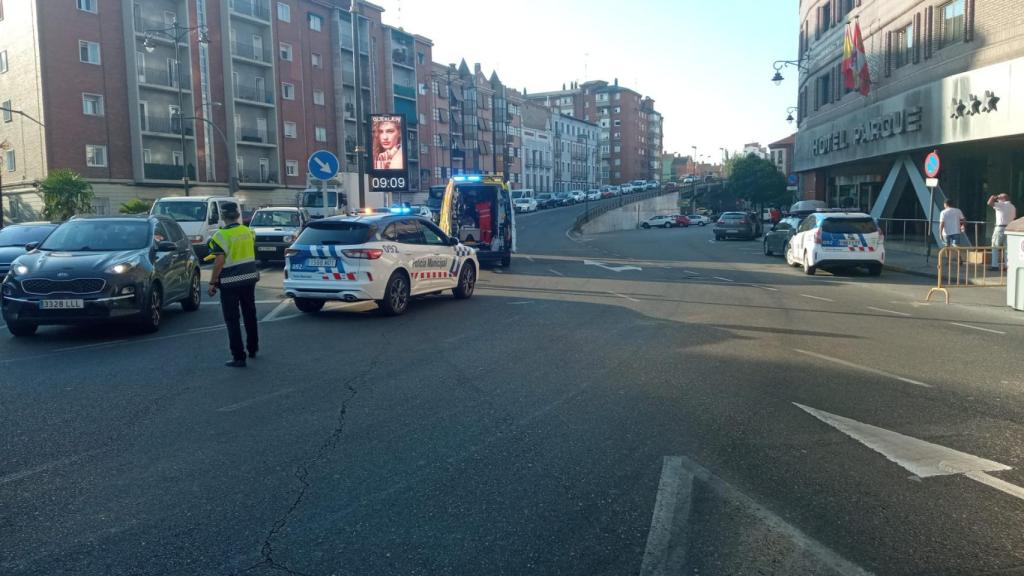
[371,0,800,162]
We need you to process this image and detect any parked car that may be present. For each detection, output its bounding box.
[1,215,202,336]
[251,207,309,264]
[150,196,245,259]
[0,222,59,278]
[714,212,759,240]
[682,176,697,185]
[641,215,679,229]
[645,180,659,190]
[786,212,884,276]
[601,188,617,199]
[586,189,602,201]
[762,216,802,256]
[663,182,679,192]
[570,190,586,203]
[513,197,538,213]
[554,192,574,206]
[674,215,692,227]
[536,193,557,209]
[685,214,711,226]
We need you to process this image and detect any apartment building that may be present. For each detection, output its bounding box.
[521,100,553,193]
[793,0,1024,241]
[551,113,599,192]
[527,79,663,185]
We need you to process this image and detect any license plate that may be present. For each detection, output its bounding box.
[306,258,336,268]
[258,246,276,252]
[40,299,84,310]
[726,230,738,235]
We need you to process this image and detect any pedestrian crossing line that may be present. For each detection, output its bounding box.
[800,294,835,303]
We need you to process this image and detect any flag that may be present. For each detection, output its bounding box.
[852,21,871,96]
[841,26,856,90]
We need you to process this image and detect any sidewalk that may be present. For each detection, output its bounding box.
[885,245,1012,309]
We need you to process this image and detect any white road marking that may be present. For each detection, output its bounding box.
[584,259,642,272]
[683,270,699,276]
[55,339,130,353]
[795,404,1024,502]
[493,269,503,274]
[548,268,565,277]
[707,239,716,244]
[712,276,734,283]
[867,306,912,317]
[800,293,835,303]
[261,299,293,323]
[202,299,283,306]
[0,449,106,485]
[639,456,692,576]
[216,387,297,412]
[610,291,640,303]
[950,322,1006,335]
[525,256,535,262]
[793,348,931,388]
[755,285,780,292]
[508,301,535,305]
[188,324,226,333]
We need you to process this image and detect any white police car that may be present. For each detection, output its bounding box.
[786,211,884,276]
[283,214,478,315]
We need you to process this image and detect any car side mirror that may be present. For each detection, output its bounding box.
[24,242,39,251]
[157,241,178,252]
[447,236,460,246]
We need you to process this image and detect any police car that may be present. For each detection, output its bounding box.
[282,214,478,315]
[785,211,884,276]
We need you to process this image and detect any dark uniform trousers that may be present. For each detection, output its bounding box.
[220,282,259,360]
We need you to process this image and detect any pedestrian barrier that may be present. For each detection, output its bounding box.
[925,246,1006,304]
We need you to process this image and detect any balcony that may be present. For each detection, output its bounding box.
[229,0,270,22]
[137,68,191,92]
[144,163,196,181]
[393,84,416,101]
[233,84,274,106]
[238,170,278,185]
[231,42,272,65]
[391,48,413,68]
[141,117,194,138]
[238,130,276,146]
[134,15,185,38]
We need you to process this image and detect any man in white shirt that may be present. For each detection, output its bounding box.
[988,193,1018,269]
[939,199,965,247]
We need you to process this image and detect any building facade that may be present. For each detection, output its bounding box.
[793,0,1024,243]
[768,133,795,177]
[551,112,599,191]
[527,79,663,185]
[521,100,553,192]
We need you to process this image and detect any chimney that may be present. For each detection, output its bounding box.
[474,63,482,75]
[614,78,619,86]
[562,83,566,90]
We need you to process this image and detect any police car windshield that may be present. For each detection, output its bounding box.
[822,218,878,234]
[296,221,373,245]
[41,220,151,251]
[153,201,207,222]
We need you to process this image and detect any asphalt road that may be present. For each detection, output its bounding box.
[3,200,1024,576]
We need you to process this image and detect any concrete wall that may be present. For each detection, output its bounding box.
[581,193,679,234]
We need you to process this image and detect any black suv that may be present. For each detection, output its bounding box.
[1,215,201,336]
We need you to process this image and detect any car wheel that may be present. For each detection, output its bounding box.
[453,262,476,299]
[378,272,410,316]
[294,297,325,314]
[641,223,650,229]
[139,286,162,333]
[763,240,773,256]
[181,271,201,312]
[8,321,38,337]
[802,252,816,276]
[699,222,706,227]
[868,263,883,276]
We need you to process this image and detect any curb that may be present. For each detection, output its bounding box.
[883,263,934,279]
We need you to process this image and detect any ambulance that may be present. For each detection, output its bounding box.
[436,174,517,267]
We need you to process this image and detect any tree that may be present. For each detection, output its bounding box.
[41,170,94,221]
[725,154,788,211]
[119,198,153,215]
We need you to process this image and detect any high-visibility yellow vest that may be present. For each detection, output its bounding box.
[209,224,259,286]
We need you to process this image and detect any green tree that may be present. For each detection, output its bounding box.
[119,197,153,215]
[41,170,94,221]
[725,154,788,211]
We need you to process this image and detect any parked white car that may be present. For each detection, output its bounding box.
[686,214,711,226]
[513,197,538,213]
[641,214,679,229]
[570,190,586,203]
[586,189,602,201]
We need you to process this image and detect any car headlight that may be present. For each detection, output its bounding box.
[105,261,138,274]
[13,264,29,276]
[283,235,294,243]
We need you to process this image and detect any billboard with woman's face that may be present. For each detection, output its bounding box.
[369,114,408,192]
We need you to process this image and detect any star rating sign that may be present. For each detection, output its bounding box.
[967,94,983,116]
[983,90,1000,113]
[950,98,966,119]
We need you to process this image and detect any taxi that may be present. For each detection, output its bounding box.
[282,214,478,316]
[786,211,884,276]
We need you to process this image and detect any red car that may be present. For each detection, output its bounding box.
[674,214,691,227]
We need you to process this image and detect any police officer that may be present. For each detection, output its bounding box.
[207,202,260,367]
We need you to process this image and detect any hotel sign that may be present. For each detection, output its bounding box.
[812,107,924,157]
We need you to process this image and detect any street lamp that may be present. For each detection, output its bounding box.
[785,106,800,124]
[143,21,209,196]
[771,58,808,86]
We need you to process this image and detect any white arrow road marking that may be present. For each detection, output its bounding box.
[795,404,1024,502]
[261,299,293,323]
[793,349,931,388]
[583,259,642,272]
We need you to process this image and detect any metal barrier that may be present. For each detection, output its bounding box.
[878,217,988,247]
[925,246,1007,303]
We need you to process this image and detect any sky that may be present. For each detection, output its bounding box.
[371,0,801,162]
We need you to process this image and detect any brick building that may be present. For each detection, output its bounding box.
[526,79,663,185]
[793,0,1024,244]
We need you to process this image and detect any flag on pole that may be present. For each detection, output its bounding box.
[852,21,871,96]
[841,25,856,90]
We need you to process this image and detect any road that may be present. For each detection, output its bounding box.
[3,199,1024,575]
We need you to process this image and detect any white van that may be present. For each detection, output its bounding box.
[151,196,244,257]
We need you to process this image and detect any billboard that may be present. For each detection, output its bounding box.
[369,114,409,192]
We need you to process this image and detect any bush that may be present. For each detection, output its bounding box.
[119,198,153,214]
[41,170,94,222]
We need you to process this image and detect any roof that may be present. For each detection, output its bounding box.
[255,206,303,211]
[768,133,797,148]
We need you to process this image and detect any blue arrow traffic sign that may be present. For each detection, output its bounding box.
[308,150,340,180]
[924,151,941,178]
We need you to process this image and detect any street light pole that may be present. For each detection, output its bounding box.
[351,3,366,209]
[179,115,237,195]
[690,145,698,215]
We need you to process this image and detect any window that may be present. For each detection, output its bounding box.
[281,82,295,100]
[315,126,327,142]
[4,149,14,172]
[0,50,7,74]
[82,93,104,116]
[279,42,293,61]
[313,89,325,105]
[172,150,183,166]
[820,1,831,34]
[86,145,107,167]
[143,148,152,163]
[284,121,297,138]
[895,24,913,68]
[816,70,833,108]
[395,219,424,244]
[837,0,854,21]
[311,52,322,68]
[79,40,101,65]
[431,80,439,96]
[276,1,290,22]
[2,99,11,122]
[286,160,299,176]
[938,0,965,48]
[76,0,98,13]
[421,221,447,246]
[308,13,323,31]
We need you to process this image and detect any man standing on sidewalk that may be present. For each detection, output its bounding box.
[207,203,260,367]
[988,193,1017,269]
[939,199,965,247]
